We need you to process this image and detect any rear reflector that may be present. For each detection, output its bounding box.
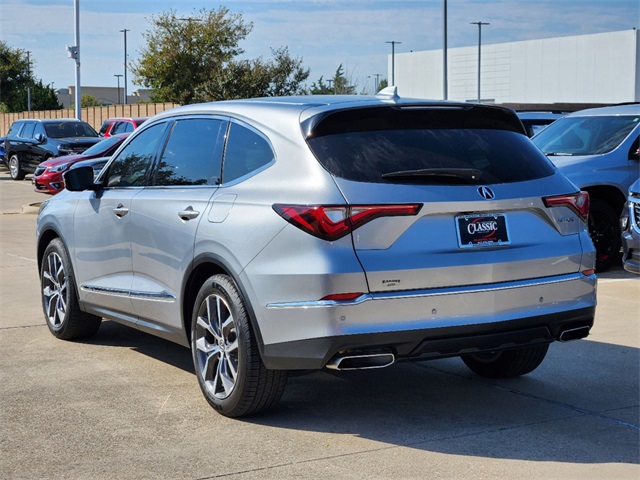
[320,292,365,302]
[543,191,590,222]
[273,204,422,241]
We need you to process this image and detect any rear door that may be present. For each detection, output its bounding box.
[129,117,226,335]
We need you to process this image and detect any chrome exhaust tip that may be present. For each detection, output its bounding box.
[326,352,396,371]
[559,326,590,342]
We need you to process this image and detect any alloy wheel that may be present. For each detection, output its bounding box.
[42,251,68,329]
[194,293,239,399]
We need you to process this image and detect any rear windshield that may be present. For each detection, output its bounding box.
[45,122,98,138]
[532,115,640,156]
[305,106,555,184]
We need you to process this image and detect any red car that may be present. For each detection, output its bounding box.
[98,117,147,137]
[32,133,129,194]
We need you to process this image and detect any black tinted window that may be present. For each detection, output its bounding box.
[106,123,166,187]
[222,123,274,183]
[44,122,97,138]
[306,107,554,184]
[99,121,111,136]
[154,118,224,186]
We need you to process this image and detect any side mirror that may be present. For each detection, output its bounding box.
[35,133,45,143]
[64,166,100,191]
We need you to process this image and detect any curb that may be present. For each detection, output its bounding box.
[21,203,41,215]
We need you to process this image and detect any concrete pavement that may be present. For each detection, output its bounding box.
[1,166,638,479]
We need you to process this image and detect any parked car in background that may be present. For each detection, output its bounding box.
[98,117,147,137]
[32,133,129,194]
[620,178,640,274]
[0,136,5,166]
[532,104,640,271]
[517,111,566,137]
[38,92,596,418]
[4,119,100,180]
[68,156,110,182]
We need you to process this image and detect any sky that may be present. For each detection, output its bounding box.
[1,0,638,96]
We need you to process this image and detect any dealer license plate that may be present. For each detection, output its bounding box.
[456,213,510,248]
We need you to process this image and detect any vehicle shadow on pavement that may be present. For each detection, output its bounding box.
[86,320,638,465]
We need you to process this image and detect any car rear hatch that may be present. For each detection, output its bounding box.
[304,104,590,292]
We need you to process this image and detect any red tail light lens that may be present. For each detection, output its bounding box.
[273,204,422,241]
[543,192,590,222]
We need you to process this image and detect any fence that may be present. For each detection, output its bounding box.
[0,103,180,137]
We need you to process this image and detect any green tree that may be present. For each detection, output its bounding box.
[15,80,61,110]
[0,41,32,112]
[132,8,309,103]
[308,76,333,95]
[378,78,388,90]
[70,94,102,109]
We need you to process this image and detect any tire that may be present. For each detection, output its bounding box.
[8,153,25,180]
[40,238,102,340]
[191,274,287,417]
[588,198,621,272]
[461,344,549,378]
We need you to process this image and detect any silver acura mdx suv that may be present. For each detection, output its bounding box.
[37,91,597,417]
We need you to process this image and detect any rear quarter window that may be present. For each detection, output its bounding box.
[305,106,555,185]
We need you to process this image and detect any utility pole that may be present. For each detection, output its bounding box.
[120,28,130,104]
[26,50,32,112]
[386,41,402,85]
[443,0,448,100]
[470,21,489,103]
[114,74,123,104]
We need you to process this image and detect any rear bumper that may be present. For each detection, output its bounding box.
[258,273,597,370]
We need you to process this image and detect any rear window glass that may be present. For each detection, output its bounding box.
[305,107,555,184]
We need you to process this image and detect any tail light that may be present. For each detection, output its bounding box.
[543,192,590,222]
[273,204,422,241]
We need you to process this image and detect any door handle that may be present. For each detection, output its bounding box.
[113,204,129,217]
[179,207,200,221]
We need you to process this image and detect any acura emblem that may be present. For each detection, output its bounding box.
[478,186,495,200]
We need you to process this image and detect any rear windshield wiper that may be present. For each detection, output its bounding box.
[544,152,573,156]
[381,168,482,185]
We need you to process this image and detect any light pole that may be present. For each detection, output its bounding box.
[386,41,402,85]
[114,74,123,104]
[371,73,382,92]
[470,21,489,103]
[443,0,448,100]
[120,28,130,104]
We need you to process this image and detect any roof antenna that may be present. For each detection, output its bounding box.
[376,86,400,102]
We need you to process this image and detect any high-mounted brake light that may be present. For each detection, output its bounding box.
[543,192,590,222]
[273,204,422,241]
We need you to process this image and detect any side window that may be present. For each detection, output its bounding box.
[111,122,127,135]
[99,121,111,136]
[105,123,167,187]
[7,122,22,137]
[123,122,134,133]
[34,123,46,138]
[222,123,274,184]
[154,118,224,186]
[19,122,36,139]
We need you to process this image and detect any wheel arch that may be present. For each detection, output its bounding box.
[182,254,266,356]
[583,185,626,215]
[37,228,62,272]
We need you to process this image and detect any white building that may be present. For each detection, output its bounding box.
[392,29,640,105]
